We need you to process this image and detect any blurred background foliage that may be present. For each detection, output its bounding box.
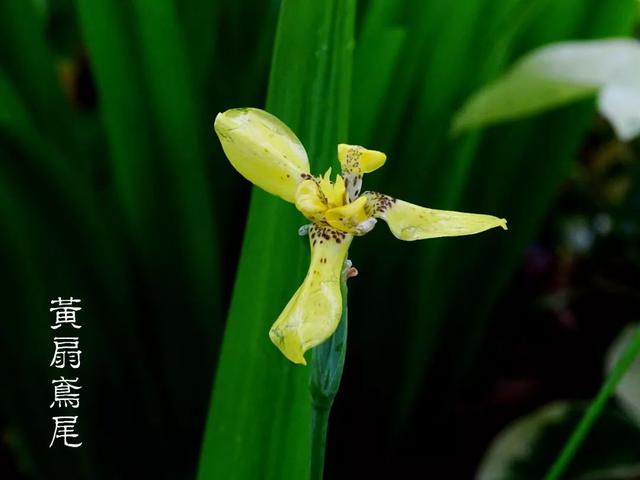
[1,0,640,478]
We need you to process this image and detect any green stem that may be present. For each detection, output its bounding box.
[310,404,331,480]
[308,271,349,479]
[545,325,640,480]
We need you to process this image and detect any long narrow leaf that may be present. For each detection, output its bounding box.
[197,0,355,478]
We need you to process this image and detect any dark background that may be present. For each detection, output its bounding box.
[1,0,639,478]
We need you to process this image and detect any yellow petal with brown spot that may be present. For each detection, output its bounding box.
[325,196,371,234]
[338,144,386,174]
[214,108,309,203]
[365,192,507,241]
[269,225,353,365]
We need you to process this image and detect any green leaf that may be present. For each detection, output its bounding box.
[175,0,219,89]
[478,402,571,480]
[390,1,637,439]
[75,0,158,243]
[453,38,640,140]
[350,26,406,145]
[0,72,31,133]
[129,0,221,320]
[0,0,75,151]
[196,1,356,478]
[477,402,640,480]
[607,324,640,427]
[546,324,640,479]
[76,0,221,459]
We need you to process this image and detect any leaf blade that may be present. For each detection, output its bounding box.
[453,38,640,135]
[197,1,356,478]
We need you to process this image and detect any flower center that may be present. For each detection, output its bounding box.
[295,169,375,236]
[318,168,346,209]
[294,144,387,235]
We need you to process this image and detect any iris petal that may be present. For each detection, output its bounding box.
[295,180,326,223]
[325,196,372,235]
[337,144,386,175]
[319,168,347,208]
[215,108,310,202]
[364,192,507,241]
[269,225,353,364]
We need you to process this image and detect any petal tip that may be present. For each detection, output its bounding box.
[269,328,307,365]
[337,144,386,174]
[213,107,310,202]
[213,111,225,133]
[361,149,386,173]
[214,109,240,137]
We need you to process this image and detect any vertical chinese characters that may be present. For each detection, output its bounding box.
[50,338,82,369]
[49,297,83,448]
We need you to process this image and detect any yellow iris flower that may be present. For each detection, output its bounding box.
[215,108,507,365]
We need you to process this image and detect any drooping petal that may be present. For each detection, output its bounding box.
[214,108,310,202]
[269,225,353,365]
[364,192,507,241]
[325,196,376,235]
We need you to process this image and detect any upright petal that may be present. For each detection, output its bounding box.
[338,144,386,174]
[337,144,386,202]
[364,192,507,241]
[319,168,347,208]
[215,108,310,202]
[269,225,353,365]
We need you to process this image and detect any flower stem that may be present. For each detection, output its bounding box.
[309,271,349,479]
[310,404,331,480]
[544,324,640,480]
